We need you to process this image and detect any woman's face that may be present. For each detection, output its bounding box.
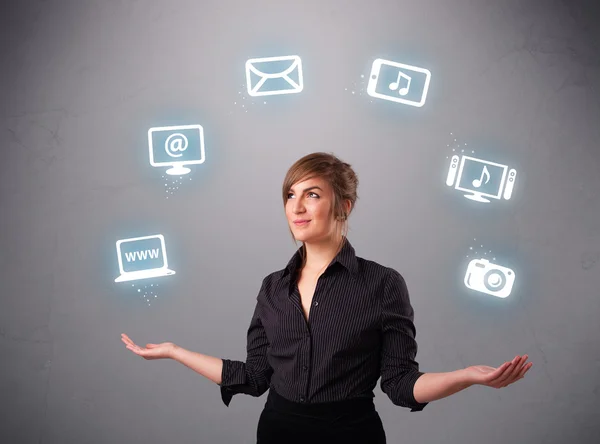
[285,176,338,244]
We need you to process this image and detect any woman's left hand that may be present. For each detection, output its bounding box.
[464,354,533,388]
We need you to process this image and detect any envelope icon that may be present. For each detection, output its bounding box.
[245,55,304,97]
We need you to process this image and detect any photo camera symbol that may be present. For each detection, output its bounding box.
[115,234,175,283]
[446,154,517,203]
[366,58,432,107]
[148,124,205,176]
[464,258,515,298]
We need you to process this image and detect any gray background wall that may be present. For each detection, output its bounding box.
[1,0,599,443]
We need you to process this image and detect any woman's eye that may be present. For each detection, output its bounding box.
[287,192,319,199]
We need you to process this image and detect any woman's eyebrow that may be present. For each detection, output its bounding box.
[289,186,323,193]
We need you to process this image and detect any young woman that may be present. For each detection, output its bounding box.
[121,152,532,443]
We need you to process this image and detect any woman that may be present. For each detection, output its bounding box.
[121,152,532,443]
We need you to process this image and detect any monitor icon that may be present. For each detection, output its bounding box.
[446,155,517,203]
[115,234,175,283]
[148,124,205,175]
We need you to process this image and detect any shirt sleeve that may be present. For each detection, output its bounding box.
[379,268,429,412]
[219,278,273,407]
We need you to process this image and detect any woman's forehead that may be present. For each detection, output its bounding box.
[291,176,330,189]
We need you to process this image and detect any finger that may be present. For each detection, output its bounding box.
[497,356,523,385]
[485,361,512,384]
[500,355,529,387]
[483,362,510,382]
[509,355,529,380]
[129,344,151,357]
[517,361,533,380]
[491,364,514,386]
[126,341,144,353]
[125,343,139,352]
[121,335,135,346]
[122,338,139,350]
[126,345,142,355]
[491,356,524,386]
[123,335,142,349]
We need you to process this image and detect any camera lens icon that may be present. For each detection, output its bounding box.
[464,258,515,298]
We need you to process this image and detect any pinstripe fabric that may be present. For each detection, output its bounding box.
[220,237,428,412]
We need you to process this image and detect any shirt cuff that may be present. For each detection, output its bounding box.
[219,359,246,407]
[220,385,234,407]
[407,371,429,412]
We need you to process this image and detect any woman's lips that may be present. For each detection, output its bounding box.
[294,220,310,226]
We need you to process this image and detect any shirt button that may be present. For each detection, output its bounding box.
[302,365,308,371]
[299,396,306,402]
[313,301,318,306]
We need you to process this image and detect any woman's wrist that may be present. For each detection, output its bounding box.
[447,369,475,391]
[457,368,477,387]
[169,343,181,360]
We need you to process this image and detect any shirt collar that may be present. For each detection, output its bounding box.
[283,237,359,278]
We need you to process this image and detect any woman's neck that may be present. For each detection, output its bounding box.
[302,236,344,274]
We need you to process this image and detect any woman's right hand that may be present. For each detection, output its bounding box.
[121,333,177,360]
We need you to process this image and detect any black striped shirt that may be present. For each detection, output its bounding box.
[219,238,428,412]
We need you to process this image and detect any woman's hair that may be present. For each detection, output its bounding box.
[282,152,359,267]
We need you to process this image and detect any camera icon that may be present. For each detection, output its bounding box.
[464,258,515,298]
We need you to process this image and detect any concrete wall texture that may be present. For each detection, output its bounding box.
[1,0,599,443]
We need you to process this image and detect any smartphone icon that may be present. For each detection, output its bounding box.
[367,58,431,108]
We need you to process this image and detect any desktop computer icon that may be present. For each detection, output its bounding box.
[148,124,205,175]
[115,234,175,283]
[446,155,517,203]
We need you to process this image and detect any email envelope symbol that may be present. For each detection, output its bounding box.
[245,55,304,97]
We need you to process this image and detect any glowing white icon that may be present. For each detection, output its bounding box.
[164,133,187,158]
[464,258,515,298]
[148,124,205,175]
[367,58,431,107]
[115,234,175,283]
[245,55,303,97]
[446,155,517,203]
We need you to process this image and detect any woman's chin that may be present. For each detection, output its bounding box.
[293,232,313,242]
[294,233,326,244]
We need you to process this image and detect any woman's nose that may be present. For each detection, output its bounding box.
[292,200,305,213]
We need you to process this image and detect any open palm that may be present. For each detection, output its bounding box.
[121,333,175,360]
[465,354,533,388]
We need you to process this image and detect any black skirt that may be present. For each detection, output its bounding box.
[256,388,386,444]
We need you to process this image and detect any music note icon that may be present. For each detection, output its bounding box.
[472,166,491,188]
[389,71,411,96]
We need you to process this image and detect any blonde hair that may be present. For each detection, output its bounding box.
[282,152,359,268]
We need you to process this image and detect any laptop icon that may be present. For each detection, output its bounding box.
[115,234,175,283]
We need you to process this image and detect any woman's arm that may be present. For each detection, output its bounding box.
[378,269,429,411]
[171,346,224,385]
[121,334,224,384]
[412,370,472,404]
[378,268,533,409]
[121,278,274,407]
[413,355,532,404]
